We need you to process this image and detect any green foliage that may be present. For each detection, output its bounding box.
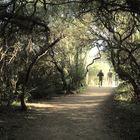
[1,0,140,108]
[114,82,135,102]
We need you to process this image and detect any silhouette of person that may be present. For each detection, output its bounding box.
[115,74,119,86]
[107,69,113,86]
[97,70,104,87]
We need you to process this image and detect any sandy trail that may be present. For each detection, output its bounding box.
[2,87,120,140]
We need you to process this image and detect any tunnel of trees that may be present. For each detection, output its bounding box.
[0,0,140,110]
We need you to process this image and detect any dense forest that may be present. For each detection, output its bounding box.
[0,0,140,111]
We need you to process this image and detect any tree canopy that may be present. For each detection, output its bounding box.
[0,0,140,109]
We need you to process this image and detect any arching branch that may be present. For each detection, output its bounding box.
[85,45,101,76]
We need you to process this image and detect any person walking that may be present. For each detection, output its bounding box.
[107,69,113,86]
[115,74,119,86]
[97,70,104,87]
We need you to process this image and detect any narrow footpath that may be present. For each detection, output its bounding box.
[1,87,121,140]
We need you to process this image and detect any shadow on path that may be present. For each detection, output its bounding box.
[0,87,121,140]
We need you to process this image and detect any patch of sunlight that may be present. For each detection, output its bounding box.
[27,102,99,110]
[79,92,110,97]
[88,47,99,57]
[27,103,54,108]
[26,90,110,111]
[80,99,104,103]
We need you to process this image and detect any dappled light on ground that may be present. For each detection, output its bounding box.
[1,87,121,140]
[28,102,99,109]
[27,87,114,111]
[19,87,119,140]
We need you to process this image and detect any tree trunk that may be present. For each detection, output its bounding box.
[20,86,27,111]
[19,37,62,110]
[53,61,68,91]
[61,73,67,91]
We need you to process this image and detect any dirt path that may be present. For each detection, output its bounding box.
[1,87,121,140]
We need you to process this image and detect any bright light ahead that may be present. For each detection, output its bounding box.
[88,47,99,57]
